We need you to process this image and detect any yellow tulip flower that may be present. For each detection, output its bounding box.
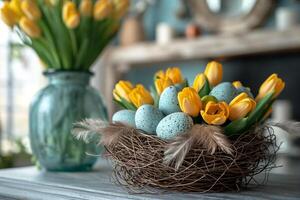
[178,87,202,117]
[0,2,19,27]
[80,0,93,17]
[193,73,206,92]
[232,81,242,89]
[63,2,80,29]
[204,61,223,86]
[94,0,113,21]
[21,0,41,21]
[112,0,130,19]
[155,77,173,95]
[9,0,23,20]
[166,67,184,84]
[229,93,256,121]
[155,70,165,79]
[201,101,229,125]
[19,17,41,38]
[113,80,134,102]
[129,84,154,108]
[256,74,285,102]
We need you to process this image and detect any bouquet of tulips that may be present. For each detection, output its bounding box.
[112,61,285,138]
[0,0,129,70]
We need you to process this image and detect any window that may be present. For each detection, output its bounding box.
[0,20,44,153]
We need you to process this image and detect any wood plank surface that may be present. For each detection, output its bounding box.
[0,158,300,200]
[108,27,300,66]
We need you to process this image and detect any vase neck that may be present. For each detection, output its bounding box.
[45,71,92,85]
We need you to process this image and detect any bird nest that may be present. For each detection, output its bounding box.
[73,120,278,193]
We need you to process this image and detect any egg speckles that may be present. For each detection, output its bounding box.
[112,110,136,127]
[159,86,181,115]
[135,105,164,134]
[209,82,239,103]
[156,112,193,140]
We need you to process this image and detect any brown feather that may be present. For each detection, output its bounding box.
[100,123,138,146]
[164,124,233,170]
[72,119,137,147]
[72,119,108,143]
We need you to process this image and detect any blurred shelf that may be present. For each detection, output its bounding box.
[109,27,300,66]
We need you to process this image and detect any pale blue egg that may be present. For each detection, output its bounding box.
[135,105,164,134]
[237,86,254,99]
[209,82,239,104]
[112,110,136,127]
[159,86,181,115]
[156,112,193,140]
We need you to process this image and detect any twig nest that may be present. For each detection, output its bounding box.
[210,82,239,104]
[112,110,136,127]
[156,112,193,140]
[158,86,181,115]
[135,104,164,134]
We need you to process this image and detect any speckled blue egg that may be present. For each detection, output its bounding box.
[159,86,181,115]
[156,112,193,140]
[237,86,254,98]
[112,110,136,127]
[209,82,239,103]
[135,105,164,134]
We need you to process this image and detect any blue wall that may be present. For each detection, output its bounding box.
[124,0,300,119]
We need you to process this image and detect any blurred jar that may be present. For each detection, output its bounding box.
[275,7,299,30]
[272,100,292,154]
[156,23,175,45]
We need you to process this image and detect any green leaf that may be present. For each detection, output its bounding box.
[199,76,211,97]
[224,118,248,136]
[246,92,274,127]
[150,86,159,107]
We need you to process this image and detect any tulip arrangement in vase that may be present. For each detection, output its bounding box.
[73,61,288,192]
[0,0,130,171]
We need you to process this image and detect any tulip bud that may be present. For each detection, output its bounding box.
[112,0,130,19]
[204,61,223,86]
[21,0,41,21]
[201,101,229,125]
[63,2,80,29]
[232,81,242,89]
[80,0,93,17]
[155,77,173,95]
[94,0,113,21]
[19,17,41,38]
[193,73,206,92]
[113,80,133,102]
[166,67,183,84]
[256,74,285,102]
[229,93,256,121]
[9,0,24,19]
[0,2,19,27]
[178,87,202,117]
[129,84,154,108]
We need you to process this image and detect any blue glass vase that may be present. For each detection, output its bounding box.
[29,71,108,171]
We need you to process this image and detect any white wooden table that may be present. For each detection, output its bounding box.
[0,157,300,200]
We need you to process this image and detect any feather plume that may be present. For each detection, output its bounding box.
[267,121,300,135]
[99,123,138,146]
[72,119,138,147]
[164,124,233,170]
[72,119,108,143]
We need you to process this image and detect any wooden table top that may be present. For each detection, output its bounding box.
[0,158,300,200]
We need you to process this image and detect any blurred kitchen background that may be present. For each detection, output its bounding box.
[1,0,300,169]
